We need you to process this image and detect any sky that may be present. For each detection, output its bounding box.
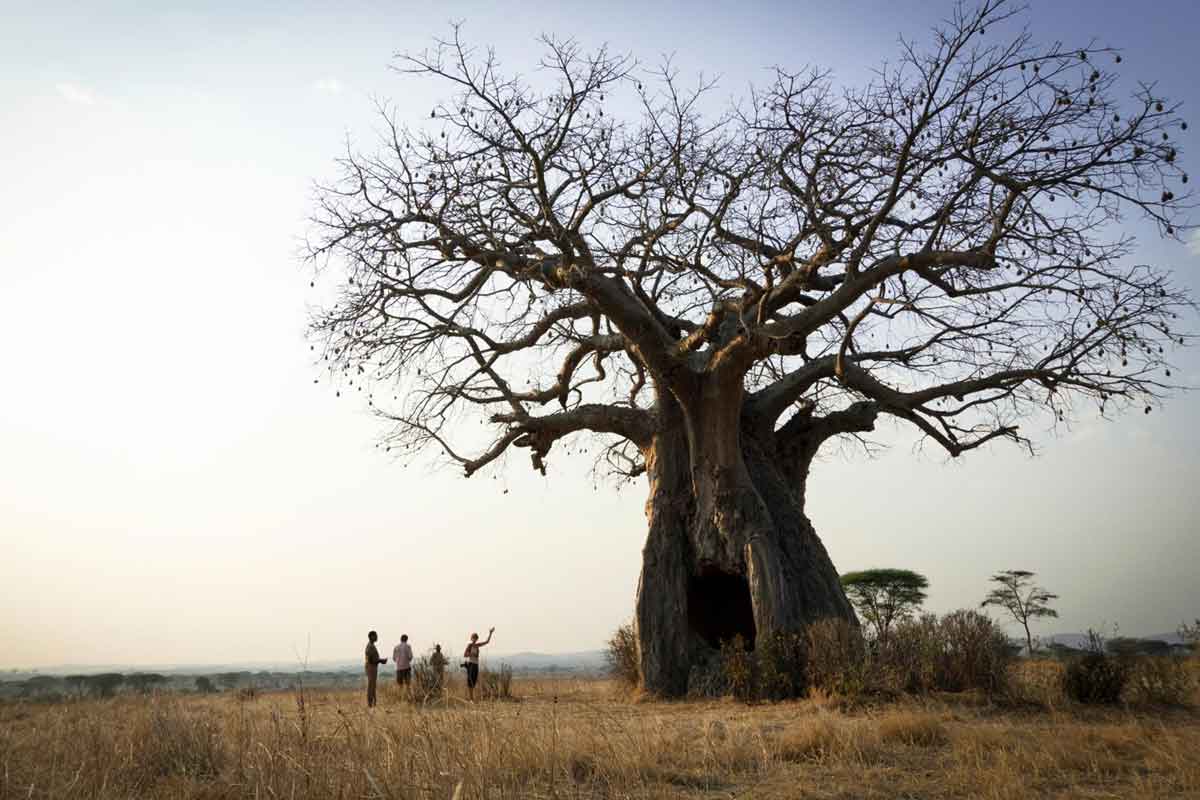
[1,1,1198,671]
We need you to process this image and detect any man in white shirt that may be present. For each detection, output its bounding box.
[393,634,414,688]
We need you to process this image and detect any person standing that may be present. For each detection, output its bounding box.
[364,630,388,707]
[463,627,494,701]
[393,634,414,688]
[429,644,447,692]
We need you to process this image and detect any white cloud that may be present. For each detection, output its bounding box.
[55,82,97,106]
[1188,230,1200,257]
[312,78,343,94]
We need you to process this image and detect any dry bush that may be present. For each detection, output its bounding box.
[803,610,1011,700]
[605,622,640,688]
[480,663,514,700]
[705,631,808,702]
[407,656,446,702]
[719,635,757,701]
[876,613,941,693]
[1064,652,1128,704]
[756,631,808,701]
[934,609,1012,694]
[876,709,949,747]
[1123,656,1196,707]
[1005,659,1067,708]
[685,652,730,699]
[805,618,869,698]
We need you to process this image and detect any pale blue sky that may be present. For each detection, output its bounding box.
[1,1,1197,669]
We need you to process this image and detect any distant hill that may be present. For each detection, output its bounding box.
[487,650,607,673]
[1041,632,1188,651]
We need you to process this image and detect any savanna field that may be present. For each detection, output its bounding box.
[3,661,1199,800]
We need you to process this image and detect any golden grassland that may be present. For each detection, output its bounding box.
[2,665,1198,799]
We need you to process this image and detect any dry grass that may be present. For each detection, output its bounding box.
[1,673,1198,799]
[876,709,950,747]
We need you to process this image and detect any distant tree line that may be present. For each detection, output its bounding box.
[0,668,365,702]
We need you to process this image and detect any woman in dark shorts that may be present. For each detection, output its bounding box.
[462,627,494,700]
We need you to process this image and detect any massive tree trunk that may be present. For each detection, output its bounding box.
[634,380,859,697]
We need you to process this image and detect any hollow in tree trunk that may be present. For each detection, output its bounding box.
[634,387,866,697]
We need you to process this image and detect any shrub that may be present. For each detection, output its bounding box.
[935,609,1012,694]
[409,656,444,703]
[756,631,808,701]
[685,657,727,698]
[480,664,513,700]
[720,635,757,702]
[1124,656,1195,707]
[1005,659,1067,707]
[605,622,640,688]
[1063,652,1127,704]
[695,610,1012,702]
[805,618,869,698]
[876,613,941,694]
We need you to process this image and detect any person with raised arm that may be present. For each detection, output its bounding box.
[462,627,494,701]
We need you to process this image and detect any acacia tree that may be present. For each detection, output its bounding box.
[981,569,1059,655]
[841,569,930,645]
[307,0,1193,695]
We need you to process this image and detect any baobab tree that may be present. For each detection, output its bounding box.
[306,0,1193,695]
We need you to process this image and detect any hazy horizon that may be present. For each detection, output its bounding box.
[3,1,1198,671]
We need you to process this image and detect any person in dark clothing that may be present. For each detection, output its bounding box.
[364,630,388,707]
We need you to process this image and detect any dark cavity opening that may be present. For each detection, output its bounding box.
[688,568,756,649]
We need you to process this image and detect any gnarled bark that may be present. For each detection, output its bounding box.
[634,385,860,696]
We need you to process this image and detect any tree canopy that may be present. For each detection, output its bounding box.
[841,569,931,642]
[306,0,1192,485]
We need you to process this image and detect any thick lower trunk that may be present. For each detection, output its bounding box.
[634,395,856,697]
